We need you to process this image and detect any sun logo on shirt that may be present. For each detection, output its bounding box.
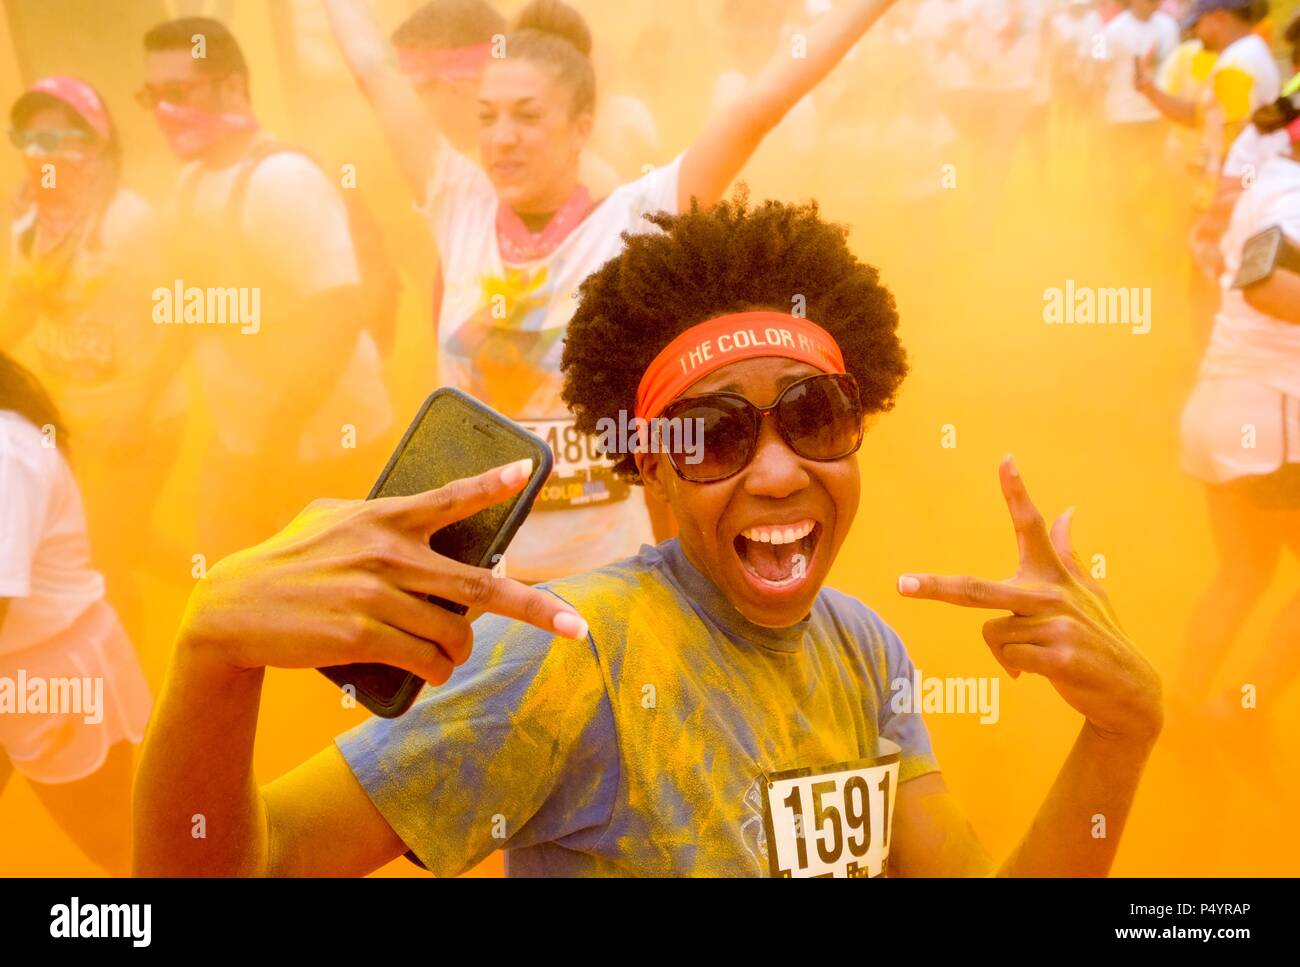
[445,266,565,414]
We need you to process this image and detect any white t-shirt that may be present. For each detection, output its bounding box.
[421,140,683,581]
[1100,10,1179,124]
[177,145,393,460]
[1224,124,1291,181]
[1199,34,1281,180]
[0,411,104,656]
[1204,155,1300,398]
[1050,7,1104,72]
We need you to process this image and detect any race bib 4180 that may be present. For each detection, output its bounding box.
[761,742,901,878]
[519,417,630,512]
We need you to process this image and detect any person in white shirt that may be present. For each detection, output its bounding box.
[138,16,396,561]
[1176,98,1300,783]
[1048,0,1107,158]
[1202,27,1300,280]
[1101,0,1179,126]
[1097,2,1181,229]
[1137,0,1280,206]
[0,353,151,875]
[1138,0,1279,342]
[324,0,908,583]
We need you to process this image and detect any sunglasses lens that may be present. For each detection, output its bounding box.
[663,396,757,481]
[778,374,863,460]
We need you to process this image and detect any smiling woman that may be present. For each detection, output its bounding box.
[134,194,1162,878]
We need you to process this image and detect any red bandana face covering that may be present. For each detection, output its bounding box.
[495,184,593,263]
[22,152,107,252]
[396,44,492,84]
[153,100,259,160]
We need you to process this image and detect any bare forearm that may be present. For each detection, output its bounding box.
[322,0,438,199]
[681,0,894,208]
[1139,85,1197,126]
[998,725,1155,877]
[133,634,270,876]
[745,0,896,129]
[323,0,391,78]
[1244,268,1300,324]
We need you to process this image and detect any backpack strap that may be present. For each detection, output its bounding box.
[223,138,312,237]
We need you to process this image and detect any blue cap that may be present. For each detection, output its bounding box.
[1182,0,1254,31]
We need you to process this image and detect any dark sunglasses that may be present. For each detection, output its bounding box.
[658,372,864,483]
[133,74,228,110]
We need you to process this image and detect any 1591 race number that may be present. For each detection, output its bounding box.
[761,742,901,878]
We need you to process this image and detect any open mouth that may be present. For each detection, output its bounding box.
[733,519,822,591]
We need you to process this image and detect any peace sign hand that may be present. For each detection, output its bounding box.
[898,457,1163,745]
[180,459,589,688]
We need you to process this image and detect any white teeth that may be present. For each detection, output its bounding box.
[741,520,815,545]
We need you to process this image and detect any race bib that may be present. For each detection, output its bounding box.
[36,316,115,384]
[761,741,901,878]
[520,417,631,512]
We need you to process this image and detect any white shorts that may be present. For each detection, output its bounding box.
[0,601,152,784]
[1180,377,1300,485]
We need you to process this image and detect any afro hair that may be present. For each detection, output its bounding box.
[561,192,907,482]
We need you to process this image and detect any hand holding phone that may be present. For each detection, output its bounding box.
[175,456,588,710]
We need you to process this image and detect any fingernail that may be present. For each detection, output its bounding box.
[1006,454,1019,478]
[554,611,589,640]
[897,575,920,594]
[500,458,533,487]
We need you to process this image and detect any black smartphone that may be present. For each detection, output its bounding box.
[318,387,553,717]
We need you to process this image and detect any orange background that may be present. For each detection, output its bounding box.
[1,0,1296,876]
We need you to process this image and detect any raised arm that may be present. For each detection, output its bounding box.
[1136,58,1200,127]
[132,462,589,876]
[678,0,898,210]
[322,0,443,203]
[895,457,1163,876]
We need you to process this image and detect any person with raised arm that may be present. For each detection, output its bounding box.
[134,197,1162,877]
[321,0,906,582]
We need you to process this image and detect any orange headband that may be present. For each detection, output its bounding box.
[633,311,847,422]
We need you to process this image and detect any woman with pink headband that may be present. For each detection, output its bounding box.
[322,0,909,585]
[136,197,1162,877]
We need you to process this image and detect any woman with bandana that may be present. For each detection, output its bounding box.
[134,196,1163,877]
[323,0,909,583]
[1,77,185,637]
